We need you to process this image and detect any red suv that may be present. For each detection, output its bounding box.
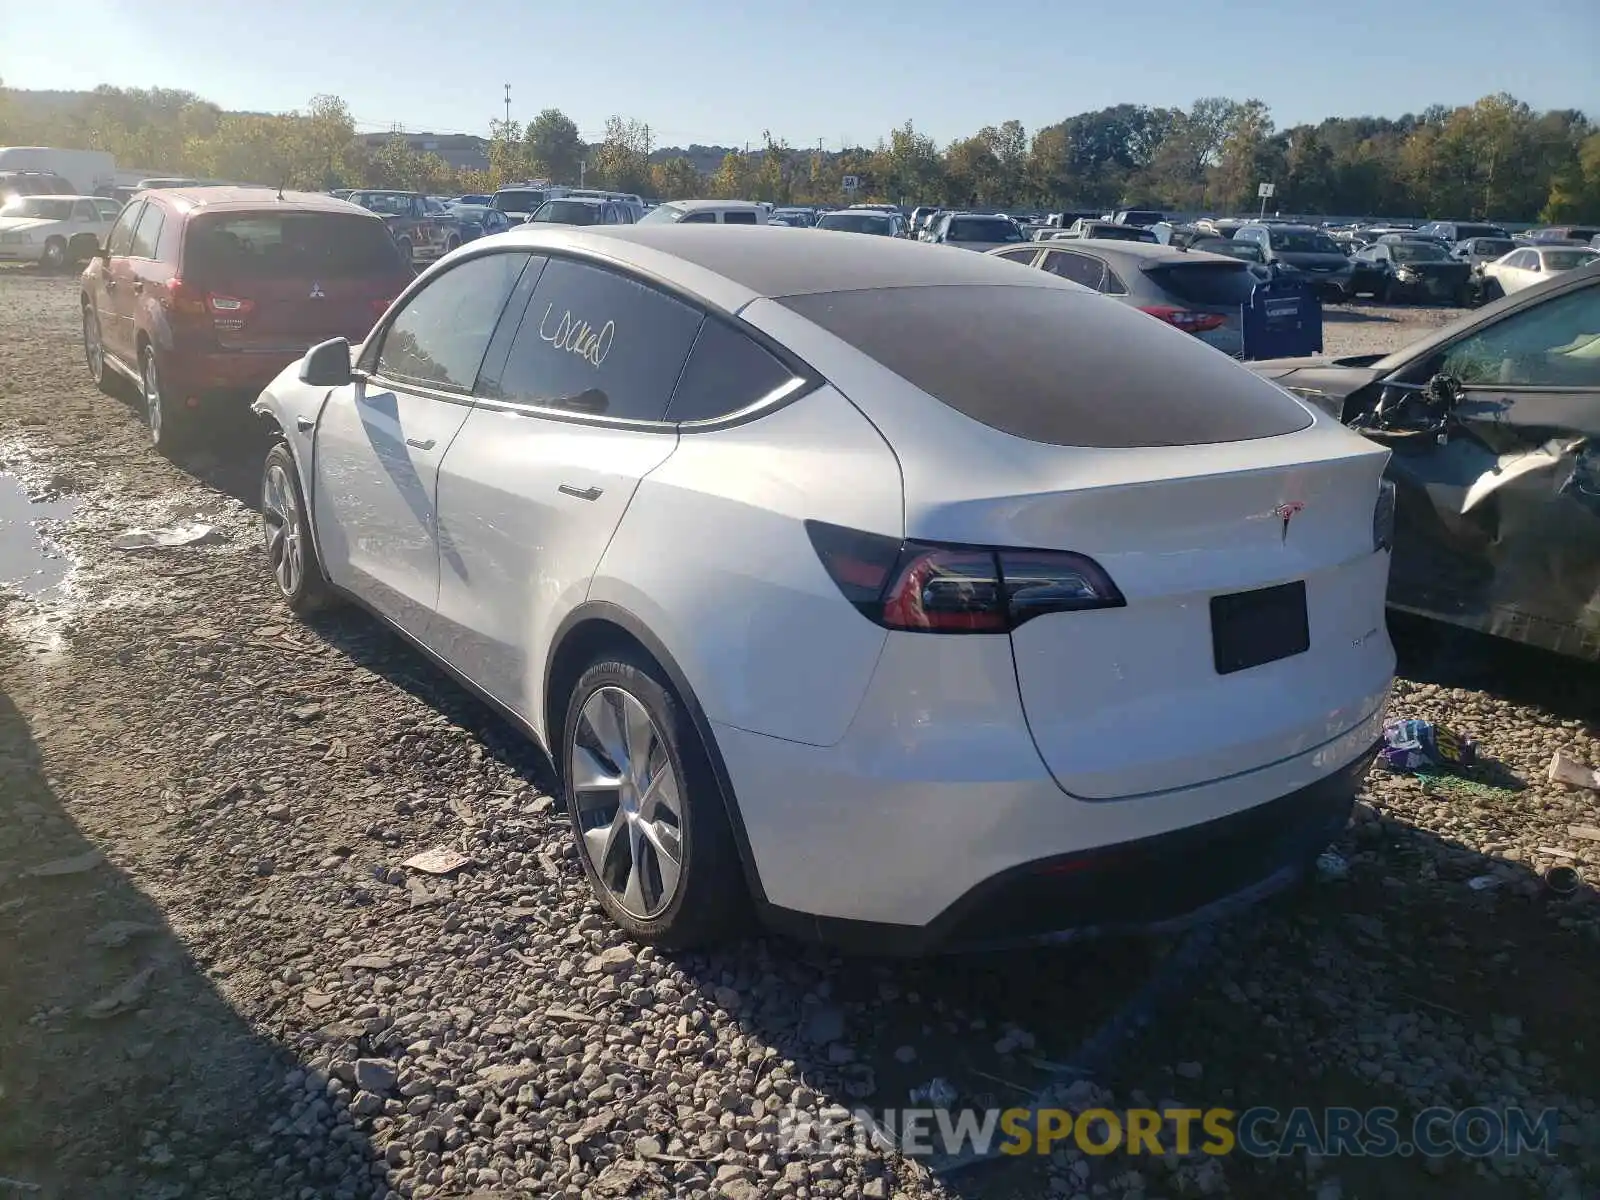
[81,187,412,451]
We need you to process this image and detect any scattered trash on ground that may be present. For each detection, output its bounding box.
[908,1077,959,1107]
[1544,865,1582,896]
[1315,849,1350,881]
[1380,717,1476,773]
[111,523,223,551]
[26,850,103,878]
[400,847,473,875]
[1467,875,1503,892]
[1548,750,1600,791]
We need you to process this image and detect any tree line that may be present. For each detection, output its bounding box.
[3,84,1597,221]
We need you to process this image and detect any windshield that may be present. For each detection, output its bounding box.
[1,197,74,220]
[348,192,415,216]
[1271,230,1341,254]
[1196,238,1263,262]
[1390,242,1451,263]
[1544,250,1599,271]
[638,205,684,224]
[1472,239,1514,256]
[818,213,893,235]
[491,190,545,213]
[184,213,403,280]
[947,217,1023,243]
[531,200,601,225]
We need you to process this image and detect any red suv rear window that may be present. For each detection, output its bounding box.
[183,212,403,281]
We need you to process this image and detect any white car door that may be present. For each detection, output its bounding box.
[429,254,707,731]
[1497,250,1540,294]
[312,250,531,639]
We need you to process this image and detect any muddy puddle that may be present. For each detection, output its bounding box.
[0,471,79,597]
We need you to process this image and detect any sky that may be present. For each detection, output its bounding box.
[5,0,1598,150]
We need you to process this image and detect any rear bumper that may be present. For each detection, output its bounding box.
[760,743,1375,955]
[161,349,304,399]
[716,626,1389,951]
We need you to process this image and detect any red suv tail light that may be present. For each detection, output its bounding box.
[1138,305,1227,334]
[805,520,1124,634]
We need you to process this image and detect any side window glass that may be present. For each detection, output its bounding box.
[493,257,704,421]
[1042,250,1105,290]
[723,211,758,225]
[375,252,530,392]
[1441,286,1600,388]
[1101,267,1128,295]
[74,200,98,221]
[681,211,716,224]
[992,248,1037,265]
[107,202,144,256]
[666,318,801,423]
[128,204,165,259]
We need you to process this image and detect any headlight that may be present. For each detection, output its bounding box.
[1374,479,1396,551]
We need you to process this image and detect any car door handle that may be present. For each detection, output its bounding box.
[296,416,314,433]
[405,437,436,450]
[558,484,603,502]
[132,280,144,293]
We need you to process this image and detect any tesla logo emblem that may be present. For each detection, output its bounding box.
[1274,501,1305,542]
[309,282,325,299]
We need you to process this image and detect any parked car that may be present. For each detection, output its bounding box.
[1452,236,1517,270]
[0,170,76,203]
[1059,219,1158,244]
[492,187,558,226]
[1248,261,1600,660]
[1111,209,1163,227]
[1234,224,1357,297]
[449,204,511,242]
[80,187,412,452]
[988,239,1259,357]
[0,194,117,269]
[1415,220,1508,245]
[908,205,940,233]
[925,212,1028,250]
[637,200,768,225]
[345,189,458,266]
[1348,240,1472,304]
[814,210,904,236]
[561,189,647,223]
[251,224,1394,951]
[1480,245,1599,297]
[529,197,637,227]
[771,207,816,228]
[136,178,208,190]
[1525,225,1600,244]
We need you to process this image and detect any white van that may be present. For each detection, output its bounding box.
[0,147,117,195]
[637,200,768,226]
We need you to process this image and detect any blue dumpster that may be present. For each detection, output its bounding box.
[1241,272,1322,360]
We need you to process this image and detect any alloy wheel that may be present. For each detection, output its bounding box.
[570,686,685,919]
[142,351,163,445]
[261,460,304,598]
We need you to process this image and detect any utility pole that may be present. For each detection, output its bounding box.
[503,84,511,128]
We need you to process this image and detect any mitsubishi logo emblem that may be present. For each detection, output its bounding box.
[309,281,325,300]
[1274,501,1305,542]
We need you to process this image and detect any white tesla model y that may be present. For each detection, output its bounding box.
[253,225,1396,952]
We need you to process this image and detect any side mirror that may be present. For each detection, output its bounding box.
[299,337,352,387]
[94,245,111,261]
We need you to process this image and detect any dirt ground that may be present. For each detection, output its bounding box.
[2,268,1598,1200]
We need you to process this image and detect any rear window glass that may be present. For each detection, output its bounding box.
[778,285,1312,448]
[532,200,601,225]
[723,211,759,225]
[493,190,545,213]
[1146,263,1257,306]
[184,214,403,280]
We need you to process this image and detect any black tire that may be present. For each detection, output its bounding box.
[1375,279,1393,304]
[396,237,413,266]
[141,345,188,453]
[260,442,334,615]
[445,235,460,253]
[41,237,67,272]
[1481,278,1504,303]
[68,235,99,266]
[82,303,117,396]
[561,654,748,948]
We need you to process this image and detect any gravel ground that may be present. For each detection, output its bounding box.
[1,271,1598,1200]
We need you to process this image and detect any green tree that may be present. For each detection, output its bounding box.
[650,156,702,199]
[1212,99,1276,211]
[487,118,531,186]
[525,108,583,183]
[709,151,754,199]
[589,116,653,195]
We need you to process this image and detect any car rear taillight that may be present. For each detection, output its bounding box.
[1139,305,1227,334]
[163,277,209,318]
[805,521,1124,634]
